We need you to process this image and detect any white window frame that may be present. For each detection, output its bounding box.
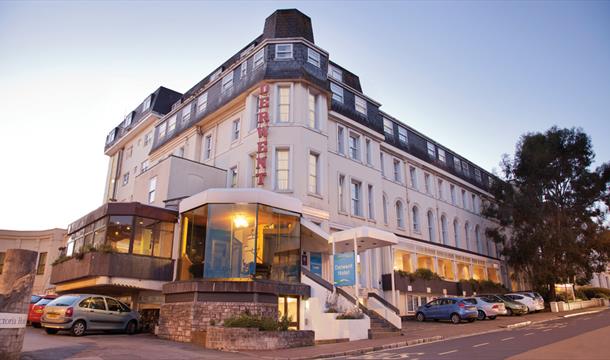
[328,65,343,81]
[475,168,482,183]
[308,152,320,195]
[338,174,346,213]
[380,152,385,176]
[204,134,212,160]
[231,119,240,142]
[398,127,408,144]
[393,159,401,183]
[330,83,344,103]
[427,142,436,158]
[148,176,157,204]
[450,184,456,205]
[240,62,247,79]
[382,195,389,225]
[355,96,367,115]
[383,118,394,135]
[275,43,293,59]
[348,132,361,161]
[307,48,320,67]
[275,148,290,191]
[182,104,191,122]
[365,139,372,165]
[367,184,374,220]
[438,148,446,163]
[412,206,420,232]
[337,125,345,155]
[396,201,405,229]
[454,157,461,173]
[277,85,291,123]
[424,173,431,194]
[308,90,318,129]
[167,115,176,134]
[409,166,418,189]
[221,72,234,93]
[124,112,133,127]
[438,179,444,200]
[197,92,208,113]
[253,48,265,69]
[229,166,238,188]
[143,96,151,111]
[350,179,363,217]
[158,122,167,139]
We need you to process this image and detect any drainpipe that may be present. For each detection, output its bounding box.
[353,233,359,305]
[391,245,397,306]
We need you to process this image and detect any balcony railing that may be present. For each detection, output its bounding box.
[50,252,174,285]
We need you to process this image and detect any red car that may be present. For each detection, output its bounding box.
[28,295,57,328]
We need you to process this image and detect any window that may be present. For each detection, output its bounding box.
[231,119,240,141]
[197,92,208,113]
[240,62,247,79]
[355,96,367,115]
[124,112,133,127]
[454,157,461,173]
[141,160,149,173]
[475,168,482,183]
[438,148,446,163]
[148,177,157,204]
[106,298,122,312]
[222,72,234,93]
[36,252,47,275]
[427,142,436,158]
[424,173,431,194]
[308,152,319,194]
[348,133,360,160]
[330,83,344,103]
[328,65,343,81]
[441,216,448,245]
[438,179,444,200]
[367,185,374,219]
[122,172,129,186]
[204,134,212,160]
[393,159,401,182]
[427,210,435,242]
[382,195,388,224]
[409,166,418,189]
[275,149,290,190]
[464,222,471,250]
[338,174,346,212]
[411,206,420,232]
[462,189,468,209]
[475,226,483,254]
[106,129,116,144]
[450,184,456,205]
[144,131,152,146]
[337,126,345,154]
[365,139,372,165]
[380,152,385,176]
[351,180,362,217]
[158,122,167,139]
[308,91,318,128]
[472,194,477,212]
[253,48,265,69]
[210,68,222,81]
[395,201,405,228]
[143,96,151,111]
[398,127,408,144]
[229,166,238,188]
[167,115,176,133]
[383,118,393,135]
[126,146,133,159]
[182,104,191,123]
[275,43,293,59]
[462,162,470,177]
[453,219,460,247]
[277,86,290,122]
[307,48,320,67]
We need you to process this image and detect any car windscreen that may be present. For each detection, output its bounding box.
[31,295,42,304]
[36,298,54,306]
[462,298,476,304]
[47,295,80,307]
[497,295,513,302]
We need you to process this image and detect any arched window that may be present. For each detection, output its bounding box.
[453,219,460,248]
[382,195,389,225]
[464,222,471,251]
[475,225,482,254]
[427,210,435,242]
[411,206,420,232]
[396,201,404,228]
[441,215,448,245]
[486,229,495,257]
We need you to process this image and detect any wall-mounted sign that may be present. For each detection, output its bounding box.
[333,251,355,287]
[310,252,322,277]
[255,84,270,185]
[0,313,27,328]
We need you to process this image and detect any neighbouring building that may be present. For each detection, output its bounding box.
[0,228,66,294]
[590,264,610,289]
[50,9,515,342]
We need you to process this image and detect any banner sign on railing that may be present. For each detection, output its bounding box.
[334,251,355,287]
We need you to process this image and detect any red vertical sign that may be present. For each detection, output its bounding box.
[256,84,270,185]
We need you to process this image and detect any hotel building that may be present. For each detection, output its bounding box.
[51,9,514,341]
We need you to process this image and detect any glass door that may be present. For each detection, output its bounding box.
[278,295,299,330]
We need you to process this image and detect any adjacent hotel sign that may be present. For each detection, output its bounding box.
[333,251,356,287]
[0,313,27,328]
[255,84,270,185]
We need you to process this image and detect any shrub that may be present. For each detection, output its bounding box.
[223,313,287,331]
[96,244,115,253]
[325,292,340,313]
[574,288,588,300]
[579,287,610,299]
[336,307,364,320]
[413,268,441,281]
[51,254,71,266]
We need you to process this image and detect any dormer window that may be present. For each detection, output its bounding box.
[355,96,367,115]
[124,112,133,127]
[106,129,116,144]
[328,65,342,82]
[182,104,191,123]
[307,48,320,67]
[474,168,482,183]
[210,68,223,81]
[253,48,265,69]
[221,71,234,93]
[142,96,151,111]
[275,44,293,59]
[398,127,408,144]
[330,83,343,103]
[197,92,208,113]
[427,142,436,158]
[438,148,446,163]
[454,157,461,173]
[383,118,393,135]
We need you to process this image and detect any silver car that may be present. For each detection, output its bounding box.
[463,296,507,320]
[41,294,140,336]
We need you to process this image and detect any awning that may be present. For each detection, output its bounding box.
[330,226,398,252]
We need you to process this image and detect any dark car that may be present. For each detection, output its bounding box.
[415,297,478,324]
[480,294,529,316]
[28,294,58,327]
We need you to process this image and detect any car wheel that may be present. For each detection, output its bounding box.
[32,322,42,328]
[450,313,461,324]
[506,308,513,316]
[477,310,486,321]
[416,312,426,322]
[489,316,497,320]
[467,318,476,323]
[45,328,59,335]
[71,320,87,337]
[125,320,137,335]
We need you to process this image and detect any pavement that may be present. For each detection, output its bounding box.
[20,306,609,360]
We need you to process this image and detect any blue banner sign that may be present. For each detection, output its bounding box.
[310,252,322,277]
[333,251,355,287]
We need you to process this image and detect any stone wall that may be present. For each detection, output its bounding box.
[158,301,277,343]
[205,327,315,350]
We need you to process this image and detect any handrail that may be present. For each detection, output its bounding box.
[301,268,333,292]
[367,292,400,315]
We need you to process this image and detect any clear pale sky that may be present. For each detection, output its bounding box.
[1,1,608,230]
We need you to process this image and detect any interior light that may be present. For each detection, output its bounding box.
[233,214,249,229]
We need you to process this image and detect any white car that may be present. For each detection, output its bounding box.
[506,293,544,312]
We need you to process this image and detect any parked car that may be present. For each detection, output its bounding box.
[463,296,507,320]
[28,294,58,328]
[506,293,544,312]
[41,294,140,336]
[415,297,478,324]
[480,294,529,316]
[29,295,43,316]
[515,291,545,311]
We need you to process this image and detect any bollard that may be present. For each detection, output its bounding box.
[0,249,38,360]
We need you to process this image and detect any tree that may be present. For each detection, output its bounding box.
[485,127,610,300]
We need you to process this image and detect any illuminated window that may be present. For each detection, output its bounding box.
[277,86,290,122]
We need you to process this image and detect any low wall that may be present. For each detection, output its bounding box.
[550,298,607,313]
[205,327,314,350]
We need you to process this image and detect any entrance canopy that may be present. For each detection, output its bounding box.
[330,226,398,252]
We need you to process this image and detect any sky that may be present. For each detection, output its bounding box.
[0,1,609,230]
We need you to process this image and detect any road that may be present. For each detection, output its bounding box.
[345,310,610,359]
